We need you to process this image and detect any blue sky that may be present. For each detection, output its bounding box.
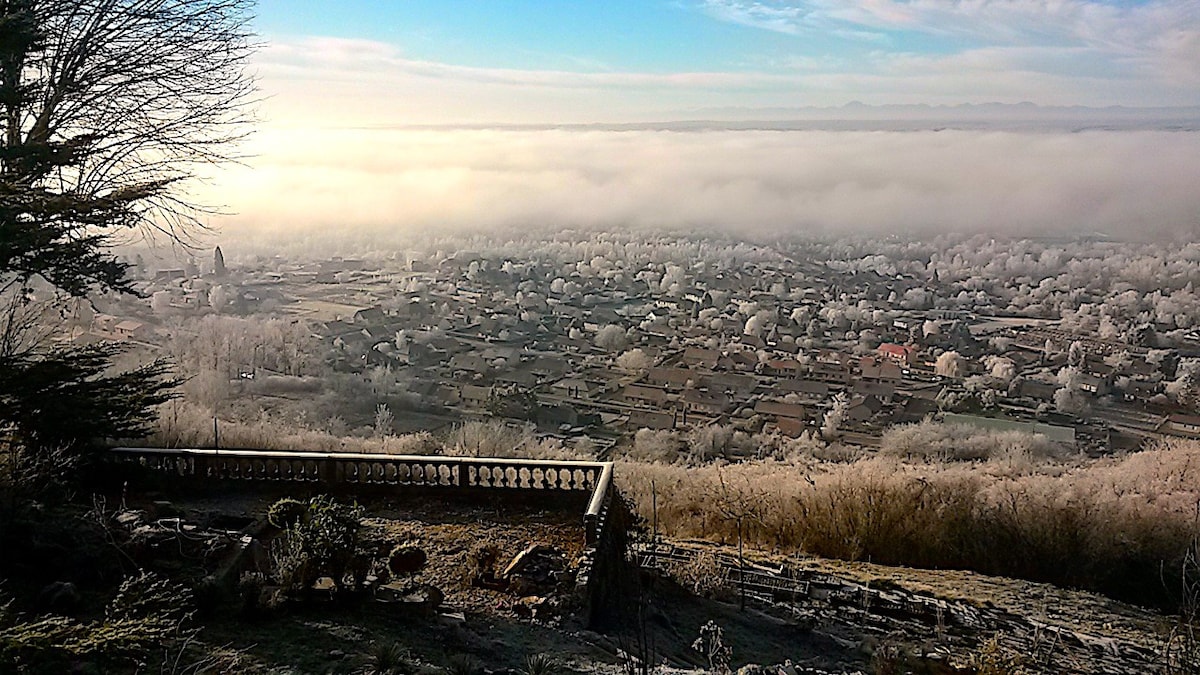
[248,0,1200,124]
[252,0,928,73]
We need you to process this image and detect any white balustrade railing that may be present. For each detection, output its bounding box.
[108,447,616,544]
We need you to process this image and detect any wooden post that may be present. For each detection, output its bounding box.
[651,479,658,547]
[738,520,745,611]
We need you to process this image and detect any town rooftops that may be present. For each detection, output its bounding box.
[878,343,918,363]
[753,400,809,420]
[681,347,720,369]
[621,384,670,406]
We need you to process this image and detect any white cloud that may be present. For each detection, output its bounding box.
[204,127,1200,240]
[698,0,1200,89]
[698,1,813,35]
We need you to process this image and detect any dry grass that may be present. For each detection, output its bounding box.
[619,439,1200,609]
[146,402,1200,609]
[147,402,582,459]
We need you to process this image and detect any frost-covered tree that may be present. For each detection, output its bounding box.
[594,324,628,351]
[984,356,1017,383]
[208,284,233,313]
[1054,366,1089,414]
[616,348,653,371]
[935,351,965,378]
[821,393,849,439]
[743,313,764,337]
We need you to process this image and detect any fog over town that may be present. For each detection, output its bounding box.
[210,123,1200,238]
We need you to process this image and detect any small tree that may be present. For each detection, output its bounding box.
[705,470,768,610]
[691,621,732,673]
[373,403,394,439]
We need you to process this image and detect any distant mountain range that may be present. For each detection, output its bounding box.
[375,103,1200,133]
[678,102,1200,121]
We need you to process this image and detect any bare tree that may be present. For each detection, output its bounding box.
[1,0,256,297]
[706,469,768,611]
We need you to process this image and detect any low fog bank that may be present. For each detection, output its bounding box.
[210,128,1200,241]
[663,103,1200,128]
[393,104,1200,133]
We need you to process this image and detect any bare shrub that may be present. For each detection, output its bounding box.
[618,429,682,463]
[443,420,582,460]
[808,441,868,463]
[970,636,1031,675]
[149,400,596,459]
[666,551,732,600]
[443,420,532,458]
[869,639,905,675]
[149,400,439,455]
[380,431,439,456]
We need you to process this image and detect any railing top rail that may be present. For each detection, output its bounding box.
[585,462,615,520]
[110,446,612,471]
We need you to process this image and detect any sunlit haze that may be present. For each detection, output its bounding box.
[200,0,1200,238]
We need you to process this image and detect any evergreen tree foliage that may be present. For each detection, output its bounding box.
[0,343,175,449]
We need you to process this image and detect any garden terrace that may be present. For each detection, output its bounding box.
[107,447,617,545]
